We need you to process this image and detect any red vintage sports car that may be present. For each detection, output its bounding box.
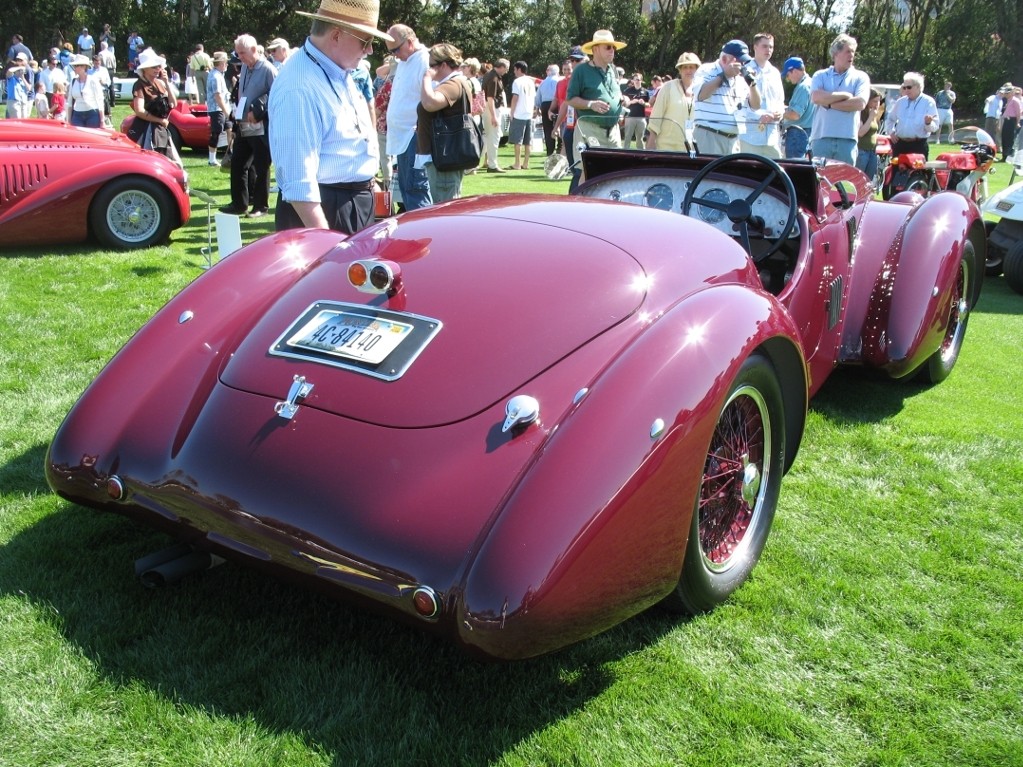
[46,151,984,660]
[0,120,190,249]
[120,100,211,154]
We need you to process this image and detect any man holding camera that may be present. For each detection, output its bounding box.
[692,39,761,155]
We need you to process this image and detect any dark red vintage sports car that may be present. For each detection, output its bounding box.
[120,100,211,154]
[46,151,984,660]
[0,120,191,249]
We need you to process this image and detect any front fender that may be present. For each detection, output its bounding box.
[456,284,807,660]
[861,192,983,377]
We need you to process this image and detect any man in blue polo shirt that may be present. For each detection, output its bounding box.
[781,57,815,159]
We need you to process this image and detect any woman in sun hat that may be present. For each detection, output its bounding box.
[646,51,700,151]
[66,54,106,127]
[566,30,630,151]
[127,48,181,164]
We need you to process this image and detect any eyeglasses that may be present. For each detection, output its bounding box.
[387,38,404,55]
[342,29,373,51]
[901,84,914,89]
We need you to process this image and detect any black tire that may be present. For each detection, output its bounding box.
[89,176,175,250]
[1004,239,1023,295]
[663,354,785,614]
[919,240,975,383]
[984,220,1004,277]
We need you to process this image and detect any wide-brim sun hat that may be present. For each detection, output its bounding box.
[69,54,91,67]
[136,48,166,70]
[675,52,700,69]
[297,0,394,42]
[581,30,627,54]
[266,38,289,51]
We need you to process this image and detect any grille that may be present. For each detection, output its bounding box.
[0,162,49,207]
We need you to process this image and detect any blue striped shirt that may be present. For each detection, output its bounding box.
[268,39,378,204]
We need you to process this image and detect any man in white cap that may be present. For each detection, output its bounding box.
[267,38,291,70]
[207,52,231,166]
[77,28,95,57]
[566,30,631,150]
[691,39,761,155]
[269,0,392,232]
[5,53,33,118]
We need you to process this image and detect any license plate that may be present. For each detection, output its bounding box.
[997,201,1014,212]
[287,310,412,365]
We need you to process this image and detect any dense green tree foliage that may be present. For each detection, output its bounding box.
[3,0,1018,113]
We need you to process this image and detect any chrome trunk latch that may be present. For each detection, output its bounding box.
[275,375,314,420]
[502,395,540,432]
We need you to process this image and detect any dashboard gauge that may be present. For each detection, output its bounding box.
[644,183,674,211]
[695,188,730,224]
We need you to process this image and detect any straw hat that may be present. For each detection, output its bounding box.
[297,0,394,42]
[136,48,166,70]
[675,52,700,70]
[266,38,289,51]
[581,30,627,54]
[69,54,91,67]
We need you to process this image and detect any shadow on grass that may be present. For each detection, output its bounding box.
[2,463,683,765]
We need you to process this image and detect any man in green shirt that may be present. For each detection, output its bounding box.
[566,30,630,152]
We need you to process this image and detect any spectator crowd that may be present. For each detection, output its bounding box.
[6,9,1023,238]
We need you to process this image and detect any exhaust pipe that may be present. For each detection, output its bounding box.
[135,543,225,588]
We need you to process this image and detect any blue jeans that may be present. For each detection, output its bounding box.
[811,137,856,166]
[855,147,878,181]
[70,108,102,128]
[396,140,432,211]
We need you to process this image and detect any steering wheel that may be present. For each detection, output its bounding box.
[681,153,798,262]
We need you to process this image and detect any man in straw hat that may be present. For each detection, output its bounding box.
[385,24,433,210]
[566,30,630,152]
[206,52,230,166]
[984,83,1011,141]
[268,0,392,232]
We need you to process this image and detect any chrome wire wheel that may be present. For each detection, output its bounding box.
[105,187,162,244]
[698,383,771,572]
[665,354,785,615]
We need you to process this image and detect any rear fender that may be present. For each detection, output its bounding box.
[860,193,983,377]
[456,284,807,659]
[46,229,346,494]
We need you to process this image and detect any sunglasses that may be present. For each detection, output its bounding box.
[342,29,373,51]
[387,38,404,55]
[901,84,914,89]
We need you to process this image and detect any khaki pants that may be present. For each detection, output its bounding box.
[574,119,623,150]
[483,114,502,169]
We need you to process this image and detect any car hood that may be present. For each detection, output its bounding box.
[219,198,647,428]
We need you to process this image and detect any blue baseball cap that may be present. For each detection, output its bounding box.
[721,40,752,63]
[782,56,805,75]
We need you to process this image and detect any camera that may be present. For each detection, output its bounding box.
[741,64,757,87]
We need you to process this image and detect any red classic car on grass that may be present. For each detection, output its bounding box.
[0,120,190,249]
[46,150,984,660]
[120,100,211,154]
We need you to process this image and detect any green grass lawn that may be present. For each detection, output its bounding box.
[1,120,1022,766]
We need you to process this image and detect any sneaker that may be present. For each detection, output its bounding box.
[247,207,269,218]
[208,159,219,166]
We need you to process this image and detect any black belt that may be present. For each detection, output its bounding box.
[697,125,738,139]
[321,179,374,192]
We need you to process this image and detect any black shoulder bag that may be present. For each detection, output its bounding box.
[430,78,483,172]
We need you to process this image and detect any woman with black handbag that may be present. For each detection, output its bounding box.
[128,48,181,167]
[417,43,481,203]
